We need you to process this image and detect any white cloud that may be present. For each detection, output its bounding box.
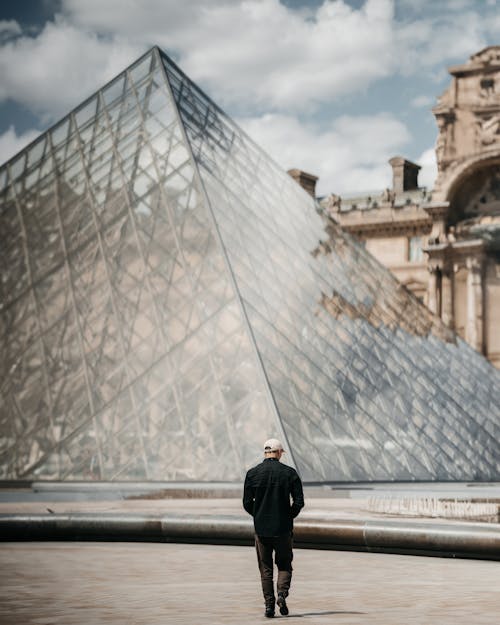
[484,11,500,36]
[411,95,434,108]
[56,0,396,112]
[0,20,22,43]
[417,146,437,190]
[176,0,395,110]
[60,0,219,38]
[0,17,143,121]
[239,111,411,195]
[1,0,499,122]
[0,1,498,188]
[59,0,500,100]
[395,9,494,75]
[0,126,40,166]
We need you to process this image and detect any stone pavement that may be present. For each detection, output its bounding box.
[0,542,499,625]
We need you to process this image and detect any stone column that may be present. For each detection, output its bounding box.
[441,266,454,329]
[465,256,484,352]
[427,265,440,315]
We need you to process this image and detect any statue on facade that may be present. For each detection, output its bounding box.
[325,193,342,212]
[380,188,395,206]
[435,124,446,170]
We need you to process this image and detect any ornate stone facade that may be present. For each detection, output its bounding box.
[319,159,433,307]
[315,46,500,368]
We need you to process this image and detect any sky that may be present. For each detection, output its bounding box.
[0,0,499,196]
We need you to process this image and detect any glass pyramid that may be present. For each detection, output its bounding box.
[0,47,499,482]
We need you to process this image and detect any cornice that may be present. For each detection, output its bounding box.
[422,201,449,219]
[342,221,432,237]
[335,203,433,237]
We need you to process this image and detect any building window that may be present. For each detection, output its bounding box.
[408,236,423,262]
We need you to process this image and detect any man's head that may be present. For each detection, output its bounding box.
[263,438,284,460]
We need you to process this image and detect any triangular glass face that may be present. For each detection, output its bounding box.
[162,52,500,482]
[0,47,499,483]
[0,49,282,481]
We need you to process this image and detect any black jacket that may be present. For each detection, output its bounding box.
[243,458,304,537]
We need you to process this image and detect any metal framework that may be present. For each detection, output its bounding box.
[0,47,499,482]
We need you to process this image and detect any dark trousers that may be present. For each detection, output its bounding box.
[255,533,293,607]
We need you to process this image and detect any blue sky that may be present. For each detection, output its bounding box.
[0,0,499,194]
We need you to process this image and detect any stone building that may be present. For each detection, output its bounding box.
[316,46,500,368]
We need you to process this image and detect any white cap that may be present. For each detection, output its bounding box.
[264,438,285,452]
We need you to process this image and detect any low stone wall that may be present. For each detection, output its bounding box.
[1,512,499,561]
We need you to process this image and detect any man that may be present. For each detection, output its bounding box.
[243,438,304,618]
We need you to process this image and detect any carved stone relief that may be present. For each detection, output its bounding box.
[477,114,500,146]
[433,46,500,201]
[471,46,500,65]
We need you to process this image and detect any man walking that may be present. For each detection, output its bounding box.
[243,438,304,618]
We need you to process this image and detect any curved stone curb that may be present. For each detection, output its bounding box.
[1,513,499,560]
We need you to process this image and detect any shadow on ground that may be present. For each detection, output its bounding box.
[285,611,366,618]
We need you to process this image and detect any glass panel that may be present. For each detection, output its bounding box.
[26,137,47,170]
[102,74,126,108]
[128,50,155,86]
[9,153,26,182]
[50,118,71,148]
[162,50,500,482]
[0,51,279,480]
[1,47,498,484]
[75,96,98,130]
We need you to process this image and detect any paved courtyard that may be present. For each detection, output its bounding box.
[0,541,498,624]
